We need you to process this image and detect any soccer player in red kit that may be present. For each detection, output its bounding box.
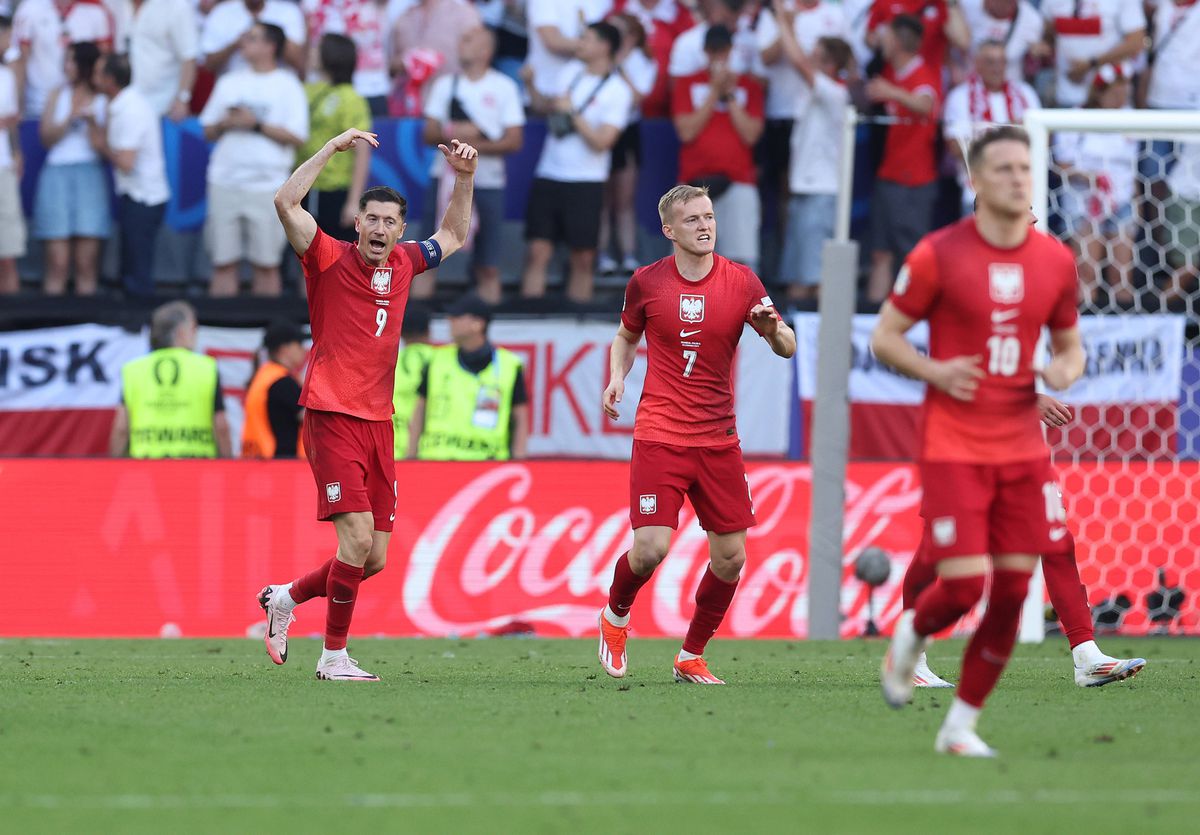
[597,184,796,685]
[256,128,477,682]
[871,125,1086,756]
[906,393,1146,690]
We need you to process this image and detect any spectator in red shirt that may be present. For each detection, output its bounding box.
[865,14,940,302]
[867,0,970,86]
[671,24,765,271]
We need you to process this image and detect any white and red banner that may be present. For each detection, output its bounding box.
[2,459,1195,638]
[793,313,1187,460]
[0,320,791,458]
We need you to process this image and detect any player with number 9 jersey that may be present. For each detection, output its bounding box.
[255,128,478,683]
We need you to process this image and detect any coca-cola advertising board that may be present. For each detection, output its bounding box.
[2,460,1195,637]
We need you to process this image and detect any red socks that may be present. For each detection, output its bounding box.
[912,574,986,637]
[682,567,739,656]
[901,534,937,609]
[290,557,335,604]
[324,559,364,651]
[1040,533,1095,649]
[957,569,1032,707]
[607,551,652,619]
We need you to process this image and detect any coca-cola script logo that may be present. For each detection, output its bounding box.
[400,464,923,638]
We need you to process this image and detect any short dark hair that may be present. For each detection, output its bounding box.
[704,24,734,54]
[890,14,924,53]
[263,321,305,354]
[817,37,853,74]
[256,22,287,62]
[967,125,1031,172]
[401,303,432,339]
[150,301,196,351]
[358,186,408,220]
[319,33,357,87]
[71,41,102,89]
[101,53,132,90]
[588,20,621,58]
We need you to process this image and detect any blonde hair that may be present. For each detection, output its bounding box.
[658,184,710,223]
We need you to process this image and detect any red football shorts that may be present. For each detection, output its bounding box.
[302,409,397,532]
[919,458,1060,559]
[629,440,756,534]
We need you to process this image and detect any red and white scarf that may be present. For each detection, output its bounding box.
[966,74,1030,124]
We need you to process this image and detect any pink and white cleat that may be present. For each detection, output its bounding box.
[315,655,380,682]
[257,585,295,665]
[673,654,725,684]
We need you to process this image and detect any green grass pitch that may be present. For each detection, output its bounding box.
[1,637,1194,833]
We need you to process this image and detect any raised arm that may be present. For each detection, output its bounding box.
[602,325,641,420]
[273,128,378,256]
[428,139,479,261]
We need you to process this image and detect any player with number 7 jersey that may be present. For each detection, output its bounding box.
[871,126,1086,757]
[254,128,478,683]
[597,185,796,686]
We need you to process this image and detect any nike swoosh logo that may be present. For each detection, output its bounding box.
[332,598,354,604]
[1049,527,1068,542]
[991,309,1019,323]
[268,614,276,638]
[680,329,701,338]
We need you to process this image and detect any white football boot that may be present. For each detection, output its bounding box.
[913,652,955,689]
[1074,656,1146,688]
[257,584,295,665]
[315,655,380,682]
[935,725,998,758]
[881,610,927,708]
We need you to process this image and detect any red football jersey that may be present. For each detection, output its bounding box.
[621,254,774,447]
[877,56,941,187]
[299,227,431,421]
[889,218,1079,464]
[868,0,950,82]
[670,71,763,185]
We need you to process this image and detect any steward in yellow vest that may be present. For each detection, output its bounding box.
[110,301,232,458]
[242,323,307,459]
[392,304,434,459]
[408,293,529,461]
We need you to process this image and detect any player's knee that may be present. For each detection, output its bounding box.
[713,550,745,579]
[630,542,669,573]
[344,530,373,562]
[363,555,386,580]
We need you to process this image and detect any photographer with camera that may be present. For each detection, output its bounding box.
[520,20,633,303]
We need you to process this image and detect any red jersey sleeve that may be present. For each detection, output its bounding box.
[743,270,775,335]
[299,226,344,277]
[889,238,940,321]
[621,272,646,335]
[397,241,431,276]
[1048,246,1080,331]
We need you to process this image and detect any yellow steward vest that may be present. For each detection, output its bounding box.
[417,345,521,461]
[121,347,218,459]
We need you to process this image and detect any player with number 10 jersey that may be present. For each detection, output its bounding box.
[597,185,796,686]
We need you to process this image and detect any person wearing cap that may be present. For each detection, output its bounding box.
[392,303,434,459]
[241,321,307,458]
[407,293,529,461]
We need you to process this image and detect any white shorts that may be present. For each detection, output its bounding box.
[205,184,287,268]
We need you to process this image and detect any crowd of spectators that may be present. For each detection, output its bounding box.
[0,0,1197,311]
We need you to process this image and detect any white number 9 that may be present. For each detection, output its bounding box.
[375,308,387,337]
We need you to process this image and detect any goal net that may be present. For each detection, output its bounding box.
[1025,109,1200,636]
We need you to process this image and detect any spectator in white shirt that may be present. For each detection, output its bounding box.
[598,10,657,276]
[200,21,309,296]
[521,20,632,301]
[524,0,613,98]
[943,40,1040,213]
[114,0,199,119]
[1040,0,1145,107]
[1142,0,1200,110]
[669,0,763,79]
[0,15,24,295]
[12,0,116,117]
[420,25,524,303]
[776,31,853,301]
[960,0,1046,81]
[88,53,170,298]
[201,0,306,76]
[1053,64,1138,306]
[34,41,109,296]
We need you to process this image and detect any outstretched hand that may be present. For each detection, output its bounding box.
[328,128,379,154]
[439,139,479,175]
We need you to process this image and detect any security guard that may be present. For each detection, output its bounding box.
[242,322,306,459]
[110,301,232,458]
[392,304,434,459]
[408,293,528,460]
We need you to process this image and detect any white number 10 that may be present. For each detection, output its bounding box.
[682,350,697,377]
[375,308,388,337]
[986,335,1020,376]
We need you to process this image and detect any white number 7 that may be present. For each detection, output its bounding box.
[682,349,697,377]
[375,308,388,337]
